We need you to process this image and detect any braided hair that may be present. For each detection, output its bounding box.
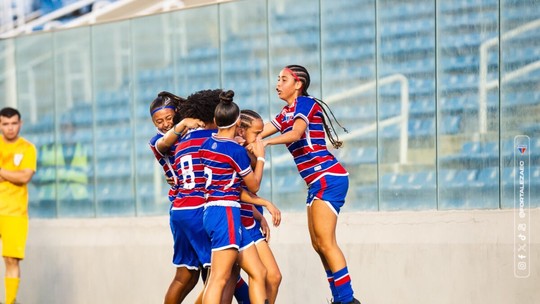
[239,109,262,130]
[149,91,186,124]
[214,90,240,128]
[284,64,348,149]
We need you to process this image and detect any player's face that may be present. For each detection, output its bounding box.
[276,69,301,103]
[0,115,22,142]
[242,118,263,145]
[151,108,175,133]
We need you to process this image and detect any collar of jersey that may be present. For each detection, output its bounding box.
[211,134,237,143]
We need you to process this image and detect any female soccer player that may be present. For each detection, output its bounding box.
[237,109,282,304]
[200,90,268,304]
[157,90,255,304]
[148,91,205,303]
[254,65,361,304]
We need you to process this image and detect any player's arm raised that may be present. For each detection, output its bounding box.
[156,118,205,154]
[255,118,306,149]
[260,121,279,139]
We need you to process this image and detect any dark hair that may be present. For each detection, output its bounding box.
[239,109,262,130]
[0,107,21,120]
[149,91,186,124]
[181,89,223,124]
[285,64,311,96]
[285,64,348,149]
[214,90,239,128]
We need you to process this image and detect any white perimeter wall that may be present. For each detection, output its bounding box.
[3,209,539,304]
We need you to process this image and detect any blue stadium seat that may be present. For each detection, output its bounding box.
[342,146,377,165]
[439,115,461,134]
[475,167,498,187]
[409,98,433,116]
[440,141,499,168]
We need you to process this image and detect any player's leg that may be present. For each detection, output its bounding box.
[164,267,200,304]
[254,240,281,304]
[203,248,238,304]
[166,211,201,303]
[233,274,250,304]
[221,263,250,304]
[3,257,20,304]
[2,215,28,304]
[307,203,337,300]
[310,198,357,303]
[237,244,267,304]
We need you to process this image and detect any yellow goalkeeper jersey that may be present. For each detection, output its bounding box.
[0,136,37,217]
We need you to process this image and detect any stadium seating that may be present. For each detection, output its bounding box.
[17,0,540,214]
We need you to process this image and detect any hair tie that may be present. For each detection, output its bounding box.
[218,115,240,129]
[284,67,301,82]
[150,105,176,116]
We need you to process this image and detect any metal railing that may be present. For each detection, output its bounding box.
[478,19,540,134]
[0,0,103,39]
[270,73,410,166]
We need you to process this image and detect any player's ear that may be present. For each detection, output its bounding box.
[295,80,303,91]
[237,127,245,137]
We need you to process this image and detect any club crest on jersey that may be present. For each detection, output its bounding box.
[212,142,218,150]
[13,154,23,166]
[284,112,294,123]
[517,145,527,155]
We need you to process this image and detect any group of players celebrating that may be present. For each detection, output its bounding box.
[148,65,361,304]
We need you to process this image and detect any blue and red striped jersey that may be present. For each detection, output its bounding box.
[200,134,253,207]
[239,184,255,228]
[149,130,179,202]
[271,96,348,185]
[172,128,216,209]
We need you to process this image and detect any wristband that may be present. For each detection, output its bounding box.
[257,157,266,163]
[173,127,183,136]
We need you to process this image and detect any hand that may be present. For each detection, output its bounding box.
[247,138,265,159]
[259,216,271,242]
[183,118,205,130]
[165,176,175,186]
[265,201,281,227]
[234,136,246,146]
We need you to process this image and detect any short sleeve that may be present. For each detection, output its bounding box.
[21,143,37,172]
[294,96,315,125]
[271,112,283,131]
[232,146,253,177]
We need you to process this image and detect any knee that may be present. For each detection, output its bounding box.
[4,257,19,268]
[174,268,197,284]
[251,264,267,282]
[314,238,337,255]
[267,269,282,288]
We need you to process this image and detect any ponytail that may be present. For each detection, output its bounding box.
[285,65,348,149]
[214,90,240,128]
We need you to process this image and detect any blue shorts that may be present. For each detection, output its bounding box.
[306,174,349,215]
[248,206,265,243]
[170,207,212,268]
[203,205,254,252]
[247,222,266,244]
